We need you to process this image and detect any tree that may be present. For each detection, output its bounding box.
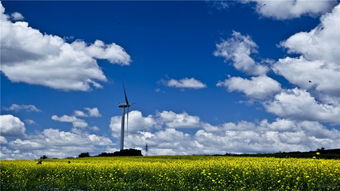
[40,155,48,159]
[78,152,90,158]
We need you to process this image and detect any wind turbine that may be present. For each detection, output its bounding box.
[145,143,149,156]
[118,84,132,151]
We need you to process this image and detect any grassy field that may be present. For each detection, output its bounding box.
[1,156,339,191]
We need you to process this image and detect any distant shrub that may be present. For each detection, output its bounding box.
[97,149,142,157]
[40,155,48,159]
[78,152,90,158]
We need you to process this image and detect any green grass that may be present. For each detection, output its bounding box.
[1,156,339,190]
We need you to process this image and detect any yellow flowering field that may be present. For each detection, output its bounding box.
[1,156,339,190]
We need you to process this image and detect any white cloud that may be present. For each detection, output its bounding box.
[2,110,339,159]
[166,78,207,89]
[195,118,340,154]
[214,31,268,75]
[52,107,101,129]
[74,107,101,117]
[282,5,340,64]
[110,110,156,138]
[217,75,281,99]
[123,128,197,155]
[242,0,337,20]
[214,5,340,126]
[0,3,131,91]
[0,115,26,137]
[1,128,113,160]
[260,4,340,124]
[85,107,101,117]
[157,111,201,128]
[3,104,40,112]
[274,4,340,96]
[10,12,24,20]
[0,136,8,144]
[25,119,35,125]
[72,40,130,65]
[318,94,340,106]
[264,88,340,124]
[109,110,340,155]
[74,110,87,117]
[51,115,88,128]
[91,126,100,131]
[274,57,340,96]
[110,110,201,138]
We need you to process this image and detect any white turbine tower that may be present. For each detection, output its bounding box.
[118,84,131,151]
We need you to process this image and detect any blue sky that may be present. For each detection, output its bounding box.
[1,1,340,159]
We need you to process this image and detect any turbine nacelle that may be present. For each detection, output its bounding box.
[118,104,131,108]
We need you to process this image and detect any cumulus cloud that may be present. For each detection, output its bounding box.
[3,104,40,112]
[0,112,110,160]
[25,119,35,125]
[281,5,340,64]
[2,110,339,159]
[110,110,202,138]
[110,110,156,137]
[274,4,340,96]
[0,115,26,137]
[0,136,7,144]
[217,75,281,99]
[215,5,340,126]
[214,31,268,75]
[52,107,102,129]
[0,3,131,91]
[242,0,337,20]
[121,128,201,156]
[85,107,101,117]
[91,126,100,131]
[51,115,88,128]
[274,57,340,96]
[10,12,24,20]
[166,78,207,89]
[74,107,101,117]
[110,110,340,155]
[260,4,340,124]
[194,118,340,154]
[157,111,201,128]
[318,94,340,106]
[264,88,340,124]
[1,128,113,160]
[74,110,87,117]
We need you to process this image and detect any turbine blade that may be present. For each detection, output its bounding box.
[123,83,129,105]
